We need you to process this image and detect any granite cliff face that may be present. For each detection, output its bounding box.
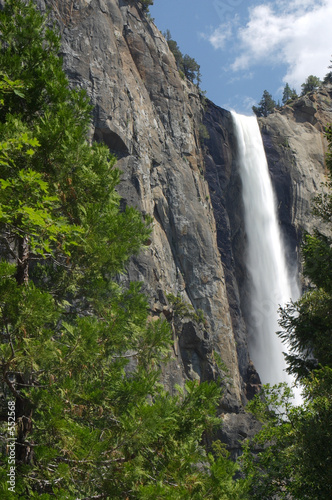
[261,87,332,257]
[38,0,331,451]
[39,0,243,410]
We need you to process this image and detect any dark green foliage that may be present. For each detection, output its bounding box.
[301,75,322,95]
[282,83,298,104]
[164,29,183,68]
[278,288,332,379]
[323,67,332,84]
[166,293,206,325]
[323,55,332,84]
[241,380,332,499]
[252,90,276,117]
[164,30,201,86]
[0,2,247,497]
[241,384,297,500]
[182,54,201,85]
[323,72,332,84]
[138,0,154,12]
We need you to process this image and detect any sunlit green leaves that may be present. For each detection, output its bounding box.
[0,1,244,498]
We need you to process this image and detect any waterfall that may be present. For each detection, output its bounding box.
[231,111,300,389]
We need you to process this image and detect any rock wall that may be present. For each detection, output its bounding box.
[36,0,331,450]
[39,0,245,409]
[260,86,332,267]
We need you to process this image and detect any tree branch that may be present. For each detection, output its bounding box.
[2,371,23,400]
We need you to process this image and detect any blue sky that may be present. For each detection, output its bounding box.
[150,0,332,114]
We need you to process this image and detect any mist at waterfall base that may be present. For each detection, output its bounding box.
[231,112,302,404]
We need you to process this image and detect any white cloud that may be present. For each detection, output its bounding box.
[227,72,254,85]
[242,95,258,113]
[207,0,332,91]
[275,0,321,12]
[200,24,232,49]
[232,0,332,90]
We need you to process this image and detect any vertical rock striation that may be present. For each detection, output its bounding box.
[40,0,244,408]
[260,86,332,264]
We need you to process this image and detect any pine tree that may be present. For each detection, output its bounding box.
[164,31,201,86]
[282,83,298,105]
[137,0,154,12]
[252,90,276,117]
[0,2,247,498]
[164,29,184,69]
[301,75,321,95]
[182,54,201,85]
[323,56,332,84]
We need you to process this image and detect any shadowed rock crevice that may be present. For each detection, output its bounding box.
[93,124,131,155]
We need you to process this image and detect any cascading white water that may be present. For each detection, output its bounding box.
[231,111,299,388]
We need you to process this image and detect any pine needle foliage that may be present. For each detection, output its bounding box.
[0,1,248,498]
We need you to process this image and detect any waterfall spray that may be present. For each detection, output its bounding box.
[231,111,300,390]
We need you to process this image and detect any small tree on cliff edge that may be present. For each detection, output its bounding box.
[323,56,332,84]
[301,75,322,95]
[252,90,277,117]
[164,30,201,86]
[0,1,248,498]
[138,0,154,12]
[282,83,298,105]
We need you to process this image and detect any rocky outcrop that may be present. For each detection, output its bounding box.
[260,86,332,276]
[36,0,331,450]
